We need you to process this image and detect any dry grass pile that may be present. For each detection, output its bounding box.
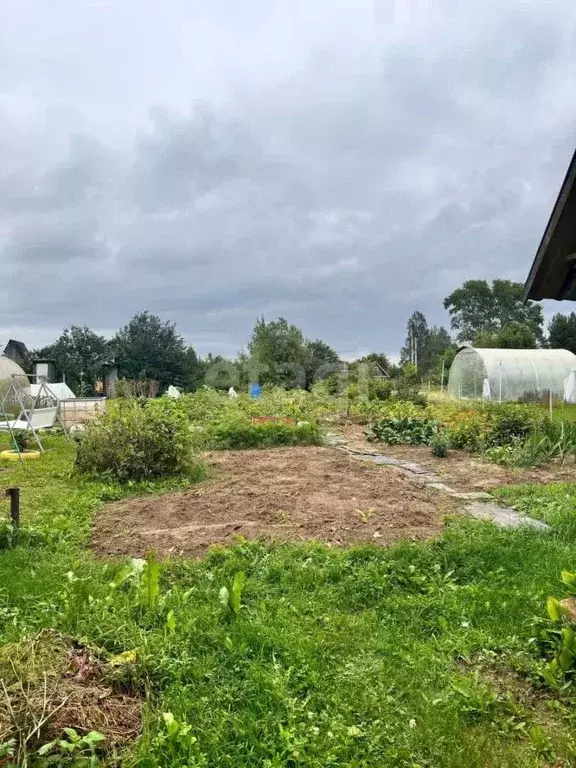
[0,630,140,764]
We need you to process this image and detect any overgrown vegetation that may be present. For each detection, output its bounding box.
[369,416,438,446]
[207,420,322,450]
[75,401,204,482]
[2,438,576,765]
[12,431,32,453]
[76,385,576,470]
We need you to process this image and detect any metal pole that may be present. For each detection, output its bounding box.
[550,388,553,419]
[5,487,20,529]
[440,358,445,394]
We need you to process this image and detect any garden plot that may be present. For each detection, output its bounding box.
[93,447,459,558]
[340,425,576,492]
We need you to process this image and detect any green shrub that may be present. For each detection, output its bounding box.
[12,432,31,453]
[207,421,323,450]
[485,404,535,447]
[483,444,518,466]
[369,416,437,446]
[75,402,202,482]
[393,381,427,407]
[431,403,537,453]
[430,435,449,458]
[368,380,392,401]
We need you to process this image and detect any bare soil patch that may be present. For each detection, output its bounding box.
[340,425,576,492]
[93,447,459,558]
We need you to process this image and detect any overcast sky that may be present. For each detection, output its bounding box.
[2,0,576,359]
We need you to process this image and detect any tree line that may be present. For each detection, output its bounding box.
[29,313,342,395]
[28,278,576,396]
[399,278,576,383]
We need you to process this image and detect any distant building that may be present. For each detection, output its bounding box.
[32,359,57,382]
[0,339,28,369]
[371,362,390,379]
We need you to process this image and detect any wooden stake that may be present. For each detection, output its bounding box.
[5,487,20,529]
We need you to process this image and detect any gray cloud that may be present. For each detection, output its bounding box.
[2,0,576,357]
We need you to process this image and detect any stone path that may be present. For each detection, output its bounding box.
[326,434,550,532]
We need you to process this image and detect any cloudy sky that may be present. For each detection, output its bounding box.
[2,0,576,359]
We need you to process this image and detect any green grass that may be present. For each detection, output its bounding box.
[496,483,576,537]
[3,437,576,765]
[550,404,576,422]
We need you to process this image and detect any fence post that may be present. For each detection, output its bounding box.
[5,487,20,529]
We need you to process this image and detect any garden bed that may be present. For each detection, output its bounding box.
[92,447,459,558]
[341,425,576,492]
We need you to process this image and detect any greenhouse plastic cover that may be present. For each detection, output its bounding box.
[447,347,576,401]
[565,371,576,404]
[0,356,28,387]
[29,382,76,400]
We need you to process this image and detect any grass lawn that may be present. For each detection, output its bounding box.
[2,436,576,766]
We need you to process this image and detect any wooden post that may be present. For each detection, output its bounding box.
[5,487,20,529]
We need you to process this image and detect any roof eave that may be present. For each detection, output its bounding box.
[523,146,576,302]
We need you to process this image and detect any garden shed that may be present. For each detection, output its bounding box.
[447,347,576,402]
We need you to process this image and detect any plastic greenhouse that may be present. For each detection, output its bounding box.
[447,347,576,402]
[0,356,28,397]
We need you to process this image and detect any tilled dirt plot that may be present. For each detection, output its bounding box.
[93,447,458,558]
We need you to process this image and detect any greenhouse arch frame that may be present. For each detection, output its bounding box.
[447,347,576,402]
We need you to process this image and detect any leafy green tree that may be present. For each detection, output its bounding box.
[443,279,544,343]
[549,313,576,355]
[474,322,538,349]
[183,346,202,391]
[112,311,192,391]
[304,339,341,389]
[202,353,241,390]
[32,326,109,395]
[423,326,457,382]
[248,317,309,388]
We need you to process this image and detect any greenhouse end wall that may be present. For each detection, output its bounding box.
[447,347,576,402]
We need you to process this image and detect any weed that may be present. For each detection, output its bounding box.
[109,552,161,612]
[37,728,105,767]
[12,432,31,453]
[0,520,16,550]
[356,508,376,523]
[0,739,15,759]
[219,571,246,616]
[430,436,449,458]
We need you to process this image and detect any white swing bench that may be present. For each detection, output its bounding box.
[0,406,59,432]
[0,378,68,455]
[0,406,59,453]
